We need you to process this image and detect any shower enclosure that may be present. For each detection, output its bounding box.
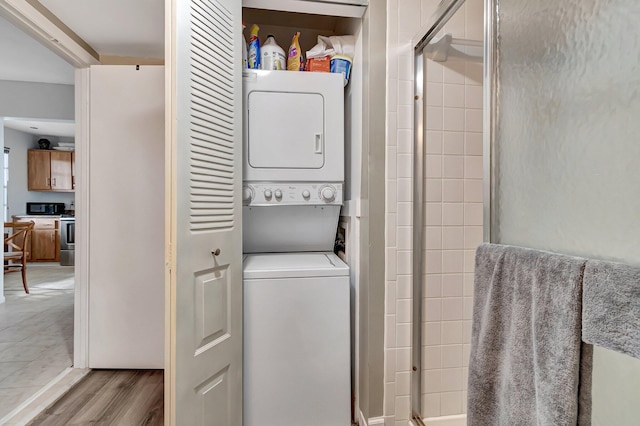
[411,0,484,420]
[410,0,640,424]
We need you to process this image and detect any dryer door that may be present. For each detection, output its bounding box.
[248,91,325,169]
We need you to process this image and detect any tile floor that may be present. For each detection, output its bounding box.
[0,264,74,419]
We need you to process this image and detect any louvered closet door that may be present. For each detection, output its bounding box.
[167,0,242,424]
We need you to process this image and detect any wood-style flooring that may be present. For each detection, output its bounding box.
[29,370,164,425]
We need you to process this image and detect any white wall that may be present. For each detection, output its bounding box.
[87,65,164,368]
[337,18,363,204]
[0,80,74,120]
[3,127,74,218]
[384,0,484,423]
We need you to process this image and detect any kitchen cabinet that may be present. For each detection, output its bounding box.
[27,150,51,190]
[13,216,60,262]
[28,150,74,192]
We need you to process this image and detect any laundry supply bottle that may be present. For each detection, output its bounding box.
[248,24,261,69]
[242,23,248,68]
[261,35,286,70]
[330,54,352,86]
[287,32,302,71]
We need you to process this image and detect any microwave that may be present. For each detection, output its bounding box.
[26,202,66,215]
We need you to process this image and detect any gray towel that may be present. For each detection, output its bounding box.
[467,243,592,426]
[582,259,640,359]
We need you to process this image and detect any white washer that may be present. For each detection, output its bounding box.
[243,252,351,426]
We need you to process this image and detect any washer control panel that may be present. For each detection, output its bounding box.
[243,183,343,206]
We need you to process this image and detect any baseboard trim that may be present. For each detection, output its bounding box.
[423,414,467,425]
[358,411,385,426]
[0,367,89,425]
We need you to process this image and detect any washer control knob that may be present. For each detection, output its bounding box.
[264,189,273,200]
[320,186,336,202]
[302,190,311,199]
[242,186,254,203]
[274,189,283,199]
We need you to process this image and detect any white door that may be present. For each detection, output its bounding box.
[166,0,243,424]
[88,65,165,368]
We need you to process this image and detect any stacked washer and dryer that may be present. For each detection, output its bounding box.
[242,70,351,426]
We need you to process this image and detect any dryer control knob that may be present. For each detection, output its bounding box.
[264,189,273,200]
[320,186,336,202]
[302,190,311,199]
[274,189,283,199]
[242,186,254,203]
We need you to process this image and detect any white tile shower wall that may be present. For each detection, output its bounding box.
[385,0,484,424]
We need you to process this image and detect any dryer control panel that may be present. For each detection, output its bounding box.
[243,183,343,206]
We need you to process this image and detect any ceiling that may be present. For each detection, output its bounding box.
[39,0,164,59]
[4,118,75,138]
[1,0,162,139]
[0,0,163,86]
[0,14,74,85]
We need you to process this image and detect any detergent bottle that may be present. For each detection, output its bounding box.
[248,24,260,69]
[261,35,286,70]
[287,32,302,71]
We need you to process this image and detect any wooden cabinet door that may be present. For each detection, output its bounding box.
[31,229,57,261]
[28,150,52,190]
[29,219,59,261]
[50,151,73,191]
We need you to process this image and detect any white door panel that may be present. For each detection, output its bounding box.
[167,0,242,424]
[88,65,164,369]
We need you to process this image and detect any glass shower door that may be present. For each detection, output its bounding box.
[490,0,640,423]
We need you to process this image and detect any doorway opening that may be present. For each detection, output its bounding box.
[0,117,76,419]
[0,9,77,418]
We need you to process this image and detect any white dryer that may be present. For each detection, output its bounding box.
[243,70,344,183]
[242,70,346,254]
[243,252,351,426]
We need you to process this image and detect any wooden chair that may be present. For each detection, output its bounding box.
[4,221,34,294]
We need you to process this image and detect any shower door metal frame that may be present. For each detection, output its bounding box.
[410,0,468,420]
[484,0,497,242]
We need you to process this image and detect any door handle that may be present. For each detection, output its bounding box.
[314,133,323,154]
[52,178,57,187]
[212,248,221,257]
